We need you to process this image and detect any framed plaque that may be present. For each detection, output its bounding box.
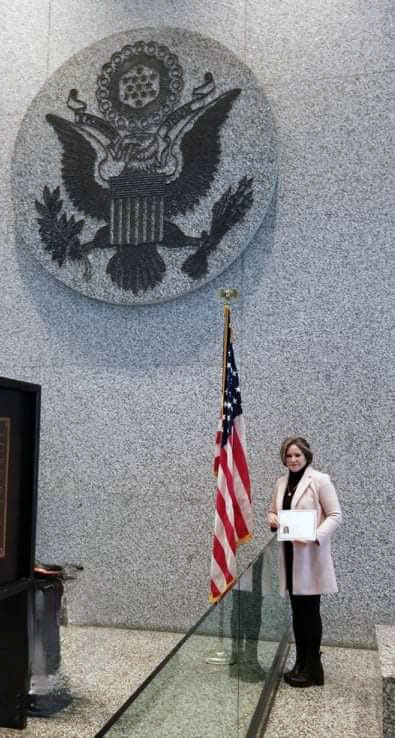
[277,510,317,542]
[0,377,41,730]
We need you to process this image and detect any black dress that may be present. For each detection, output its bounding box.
[282,465,306,594]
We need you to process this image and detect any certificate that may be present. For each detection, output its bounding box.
[277,510,317,542]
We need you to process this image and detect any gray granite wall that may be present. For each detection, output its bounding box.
[1,1,393,646]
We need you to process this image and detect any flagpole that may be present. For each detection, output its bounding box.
[220,288,239,409]
[206,288,239,666]
[222,305,230,412]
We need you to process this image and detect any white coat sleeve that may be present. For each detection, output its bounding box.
[267,479,279,529]
[316,474,342,544]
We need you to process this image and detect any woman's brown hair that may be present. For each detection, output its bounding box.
[280,436,313,466]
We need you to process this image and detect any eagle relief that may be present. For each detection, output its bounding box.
[14,30,276,304]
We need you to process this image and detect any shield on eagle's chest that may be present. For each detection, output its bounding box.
[109,174,167,246]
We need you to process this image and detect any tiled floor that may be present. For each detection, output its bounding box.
[0,627,382,737]
[0,626,181,738]
[265,646,383,738]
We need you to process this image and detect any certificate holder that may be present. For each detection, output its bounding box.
[277,510,317,542]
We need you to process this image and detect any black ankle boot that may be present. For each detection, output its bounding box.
[287,652,324,688]
[284,648,305,683]
[284,658,303,683]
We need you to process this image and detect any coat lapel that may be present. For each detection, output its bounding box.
[291,465,313,509]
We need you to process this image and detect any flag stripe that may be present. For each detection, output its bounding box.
[232,464,253,537]
[232,417,251,495]
[220,444,250,542]
[213,421,222,475]
[231,436,253,535]
[212,535,235,585]
[214,482,237,555]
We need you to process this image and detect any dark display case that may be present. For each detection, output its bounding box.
[0,377,40,729]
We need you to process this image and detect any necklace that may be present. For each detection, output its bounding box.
[286,465,307,498]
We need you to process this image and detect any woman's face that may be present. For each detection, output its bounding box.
[285,444,307,472]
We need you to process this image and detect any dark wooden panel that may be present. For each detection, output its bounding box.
[0,591,29,729]
[0,380,40,586]
[0,377,41,730]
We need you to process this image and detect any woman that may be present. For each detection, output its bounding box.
[268,437,342,687]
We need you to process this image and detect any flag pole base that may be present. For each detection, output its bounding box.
[205,650,235,665]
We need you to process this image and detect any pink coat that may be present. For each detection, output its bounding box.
[268,466,342,596]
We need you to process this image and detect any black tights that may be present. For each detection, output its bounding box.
[290,594,322,659]
[285,542,322,659]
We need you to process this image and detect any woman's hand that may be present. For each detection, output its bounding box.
[267,512,278,530]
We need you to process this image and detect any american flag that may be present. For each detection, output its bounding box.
[209,311,252,602]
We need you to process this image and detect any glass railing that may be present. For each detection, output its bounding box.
[96,538,289,738]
